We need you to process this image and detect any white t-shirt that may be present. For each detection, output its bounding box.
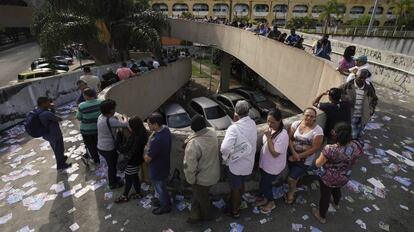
[291,120,324,166]
[153,61,160,69]
[259,129,289,175]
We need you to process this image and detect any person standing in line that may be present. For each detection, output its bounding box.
[285,28,301,45]
[37,97,72,170]
[221,100,257,218]
[115,116,149,203]
[337,46,356,76]
[339,69,378,140]
[76,80,89,105]
[76,88,102,170]
[144,113,172,215]
[80,66,101,92]
[256,109,289,214]
[312,88,351,144]
[312,123,363,224]
[97,99,129,189]
[267,25,281,41]
[183,115,220,223]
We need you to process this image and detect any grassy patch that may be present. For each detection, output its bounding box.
[192,63,210,78]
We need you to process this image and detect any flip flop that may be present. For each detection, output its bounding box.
[260,204,276,214]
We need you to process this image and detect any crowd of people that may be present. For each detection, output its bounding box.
[25,19,382,226]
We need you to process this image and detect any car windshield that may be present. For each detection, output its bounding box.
[252,93,267,102]
[205,106,226,119]
[167,113,191,128]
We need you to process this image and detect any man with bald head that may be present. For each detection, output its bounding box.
[221,100,257,218]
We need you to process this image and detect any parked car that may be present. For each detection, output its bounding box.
[230,88,277,117]
[18,68,66,81]
[211,92,261,123]
[52,55,73,65]
[34,62,69,71]
[187,97,232,130]
[160,103,191,129]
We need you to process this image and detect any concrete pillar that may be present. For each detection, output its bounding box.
[220,52,231,92]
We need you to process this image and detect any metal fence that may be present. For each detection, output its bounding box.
[299,26,414,38]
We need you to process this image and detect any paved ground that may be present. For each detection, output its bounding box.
[0,85,413,232]
[0,42,40,87]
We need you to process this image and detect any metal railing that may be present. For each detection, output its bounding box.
[299,26,414,38]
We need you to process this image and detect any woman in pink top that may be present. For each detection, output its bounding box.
[116,61,135,80]
[337,46,356,76]
[256,109,289,214]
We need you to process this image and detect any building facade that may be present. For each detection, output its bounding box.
[149,0,396,27]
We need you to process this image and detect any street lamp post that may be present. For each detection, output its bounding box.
[367,0,379,35]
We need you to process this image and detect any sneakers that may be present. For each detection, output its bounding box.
[57,162,72,171]
[151,198,161,207]
[152,206,171,215]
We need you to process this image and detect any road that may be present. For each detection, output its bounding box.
[0,42,40,87]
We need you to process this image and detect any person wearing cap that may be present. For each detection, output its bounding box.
[312,88,352,144]
[76,88,102,169]
[183,115,220,223]
[346,55,373,84]
[221,100,257,218]
[339,69,378,140]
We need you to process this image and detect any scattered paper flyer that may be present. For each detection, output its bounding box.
[69,223,80,231]
[0,212,12,224]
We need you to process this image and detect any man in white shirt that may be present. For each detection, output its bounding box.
[221,100,257,218]
[80,66,101,92]
[346,55,373,84]
[152,57,160,69]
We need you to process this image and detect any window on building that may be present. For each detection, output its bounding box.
[193,4,209,12]
[213,4,228,12]
[234,4,249,13]
[369,6,383,14]
[293,5,308,13]
[273,4,288,13]
[350,6,365,14]
[172,3,189,12]
[254,4,269,13]
[312,5,323,13]
[152,3,168,12]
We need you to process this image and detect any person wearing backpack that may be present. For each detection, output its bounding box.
[221,100,257,219]
[36,97,71,170]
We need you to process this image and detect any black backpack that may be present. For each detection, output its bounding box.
[24,109,48,138]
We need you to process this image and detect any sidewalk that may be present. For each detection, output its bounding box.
[0,86,413,232]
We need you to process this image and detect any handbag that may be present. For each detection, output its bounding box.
[228,126,253,163]
[106,117,129,171]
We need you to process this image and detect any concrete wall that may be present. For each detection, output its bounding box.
[330,35,414,57]
[100,58,192,119]
[0,63,119,131]
[166,19,344,110]
[287,30,414,96]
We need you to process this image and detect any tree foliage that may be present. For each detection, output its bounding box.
[32,0,169,64]
[392,0,414,29]
[286,16,318,29]
[318,0,345,33]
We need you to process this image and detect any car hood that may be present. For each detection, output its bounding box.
[207,116,232,130]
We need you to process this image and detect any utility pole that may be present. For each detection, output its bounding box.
[367,0,379,35]
[285,0,290,28]
[229,0,233,22]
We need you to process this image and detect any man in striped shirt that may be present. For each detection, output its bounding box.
[339,69,378,140]
[76,88,102,169]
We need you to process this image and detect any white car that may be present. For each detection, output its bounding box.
[188,97,232,130]
[163,103,191,129]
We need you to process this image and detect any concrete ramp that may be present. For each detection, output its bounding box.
[167,19,344,110]
[100,58,192,119]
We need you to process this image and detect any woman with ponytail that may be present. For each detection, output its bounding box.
[256,109,290,214]
[312,122,363,224]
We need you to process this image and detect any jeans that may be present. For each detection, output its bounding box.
[152,179,170,208]
[98,149,119,186]
[259,169,278,200]
[351,117,364,140]
[319,180,341,218]
[49,137,66,169]
[82,133,100,164]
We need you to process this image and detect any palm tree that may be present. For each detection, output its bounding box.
[318,0,345,34]
[392,0,414,28]
[32,0,169,64]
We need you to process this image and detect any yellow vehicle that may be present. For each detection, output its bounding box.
[17,68,67,81]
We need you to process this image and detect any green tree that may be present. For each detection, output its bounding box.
[392,0,414,28]
[350,15,371,26]
[318,0,345,33]
[286,16,317,29]
[32,0,169,64]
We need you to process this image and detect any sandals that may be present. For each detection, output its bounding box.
[114,195,129,204]
[312,207,327,224]
[255,198,268,207]
[285,193,296,205]
[130,193,143,200]
[260,204,276,214]
[225,208,241,219]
